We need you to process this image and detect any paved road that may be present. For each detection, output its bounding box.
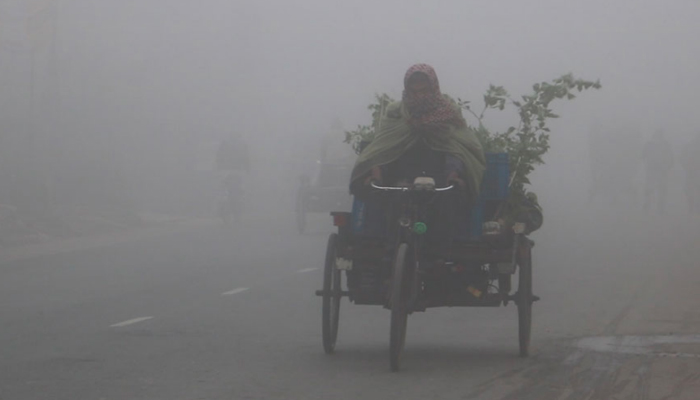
[1,209,699,399]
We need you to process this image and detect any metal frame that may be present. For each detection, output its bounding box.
[315,182,539,368]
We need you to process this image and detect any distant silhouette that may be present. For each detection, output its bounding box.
[642,131,675,213]
[587,128,642,207]
[681,134,700,215]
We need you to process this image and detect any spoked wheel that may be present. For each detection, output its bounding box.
[390,243,410,372]
[295,191,306,234]
[322,233,342,354]
[517,240,533,357]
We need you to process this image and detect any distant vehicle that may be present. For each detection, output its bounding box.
[295,162,353,233]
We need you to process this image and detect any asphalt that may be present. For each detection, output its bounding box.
[0,208,699,400]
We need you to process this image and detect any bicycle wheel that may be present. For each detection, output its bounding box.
[322,233,341,354]
[517,242,533,357]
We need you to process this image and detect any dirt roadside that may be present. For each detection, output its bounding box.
[468,209,700,400]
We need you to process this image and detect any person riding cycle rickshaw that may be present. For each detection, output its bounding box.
[314,64,541,371]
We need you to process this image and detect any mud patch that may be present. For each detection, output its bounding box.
[575,335,700,358]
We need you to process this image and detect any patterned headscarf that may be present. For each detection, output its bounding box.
[402,64,464,128]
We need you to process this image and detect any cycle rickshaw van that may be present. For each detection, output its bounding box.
[315,152,539,371]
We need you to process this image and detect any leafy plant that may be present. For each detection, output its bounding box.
[459,74,601,198]
[344,93,395,154]
[344,74,601,200]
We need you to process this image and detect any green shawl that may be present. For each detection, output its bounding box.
[350,97,486,198]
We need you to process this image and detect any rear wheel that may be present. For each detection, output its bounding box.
[390,243,410,372]
[322,233,341,354]
[517,240,533,357]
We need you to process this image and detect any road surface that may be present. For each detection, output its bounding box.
[0,208,698,399]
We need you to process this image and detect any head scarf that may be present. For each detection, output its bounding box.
[349,64,485,201]
[402,64,464,127]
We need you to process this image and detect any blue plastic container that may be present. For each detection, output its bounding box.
[480,153,510,201]
[460,152,510,240]
[351,199,366,234]
[351,198,387,238]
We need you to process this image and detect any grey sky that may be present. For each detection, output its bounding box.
[2,0,698,209]
[232,0,700,139]
[40,0,699,145]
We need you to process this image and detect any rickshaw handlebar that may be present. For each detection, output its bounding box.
[370,182,455,192]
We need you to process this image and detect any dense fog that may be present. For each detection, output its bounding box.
[2,2,700,398]
[1,0,698,225]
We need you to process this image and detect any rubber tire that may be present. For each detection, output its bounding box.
[322,233,341,354]
[517,243,533,358]
[390,243,410,372]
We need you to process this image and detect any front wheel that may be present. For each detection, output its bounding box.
[517,240,533,357]
[390,243,410,372]
[322,233,341,354]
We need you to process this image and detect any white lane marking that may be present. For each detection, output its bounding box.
[221,287,249,296]
[110,316,154,328]
[296,268,318,274]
